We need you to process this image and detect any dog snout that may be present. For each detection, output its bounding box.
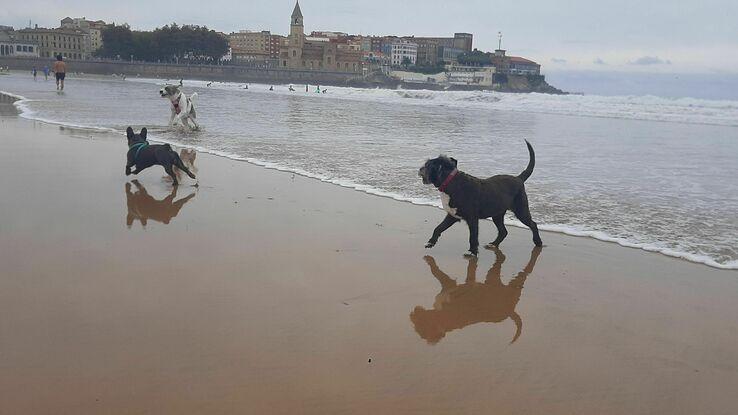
[419,166,430,184]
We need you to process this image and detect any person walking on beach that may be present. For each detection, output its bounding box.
[43,65,49,81]
[52,55,66,91]
[32,66,37,81]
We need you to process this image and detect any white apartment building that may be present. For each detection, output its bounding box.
[0,30,40,57]
[390,40,417,66]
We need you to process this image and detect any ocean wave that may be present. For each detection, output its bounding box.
[2,89,736,271]
[129,77,738,127]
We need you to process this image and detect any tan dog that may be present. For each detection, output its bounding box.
[174,148,198,183]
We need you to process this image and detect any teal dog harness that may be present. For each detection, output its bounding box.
[129,141,149,161]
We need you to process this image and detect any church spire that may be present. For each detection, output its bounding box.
[291,1,303,20]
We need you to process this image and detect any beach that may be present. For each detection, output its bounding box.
[1,109,738,414]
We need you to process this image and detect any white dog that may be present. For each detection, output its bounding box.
[159,84,199,130]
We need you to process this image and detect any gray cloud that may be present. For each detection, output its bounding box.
[593,57,606,65]
[551,57,567,64]
[629,56,672,65]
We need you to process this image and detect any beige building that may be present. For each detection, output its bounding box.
[446,64,495,86]
[281,1,362,73]
[17,27,89,59]
[60,17,107,53]
[229,30,271,62]
[229,30,284,64]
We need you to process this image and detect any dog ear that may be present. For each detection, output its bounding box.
[450,157,458,167]
[126,127,134,139]
[140,128,147,139]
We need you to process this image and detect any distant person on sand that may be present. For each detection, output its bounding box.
[315,85,321,93]
[269,85,274,91]
[305,84,308,92]
[32,66,37,81]
[52,55,66,90]
[43,65,49,80]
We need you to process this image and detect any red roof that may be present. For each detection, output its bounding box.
[508,56,539,65]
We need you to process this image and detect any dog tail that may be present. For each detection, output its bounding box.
[517,140,535,182]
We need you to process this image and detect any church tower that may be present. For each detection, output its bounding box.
[291,0,304,34]
[287,0,304,67]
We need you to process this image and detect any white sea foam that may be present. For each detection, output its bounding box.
[131,77,738,127]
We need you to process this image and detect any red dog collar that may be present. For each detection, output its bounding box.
[171,95,181,114]
[438,169,458,193]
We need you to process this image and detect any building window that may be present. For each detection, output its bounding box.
[292,50,296,57]
[16,45,21,52]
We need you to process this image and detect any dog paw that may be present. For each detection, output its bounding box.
[425,241,436,248]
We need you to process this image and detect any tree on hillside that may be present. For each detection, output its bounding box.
[96,25,134,59]
[401,56,412,69]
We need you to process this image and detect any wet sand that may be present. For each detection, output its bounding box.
[1,112,737,414]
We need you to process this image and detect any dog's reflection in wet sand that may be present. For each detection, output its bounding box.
[125,180,195,228]
[411,246,541,344]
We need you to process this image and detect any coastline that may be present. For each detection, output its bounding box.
[1,110,738,414]
[0,56,566,94]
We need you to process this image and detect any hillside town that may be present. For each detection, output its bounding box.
[0,1,554,91]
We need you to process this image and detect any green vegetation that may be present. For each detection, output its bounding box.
[409,62,446,74]
[401,56,412,69]
[96,23,228,63]
[457,49,492,66]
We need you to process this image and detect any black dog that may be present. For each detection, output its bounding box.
[419,141,542,256]
[125,127,196,186]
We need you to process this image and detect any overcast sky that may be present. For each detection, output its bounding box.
[2,0,737,73]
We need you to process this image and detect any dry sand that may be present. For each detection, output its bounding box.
[1,110,737,414]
